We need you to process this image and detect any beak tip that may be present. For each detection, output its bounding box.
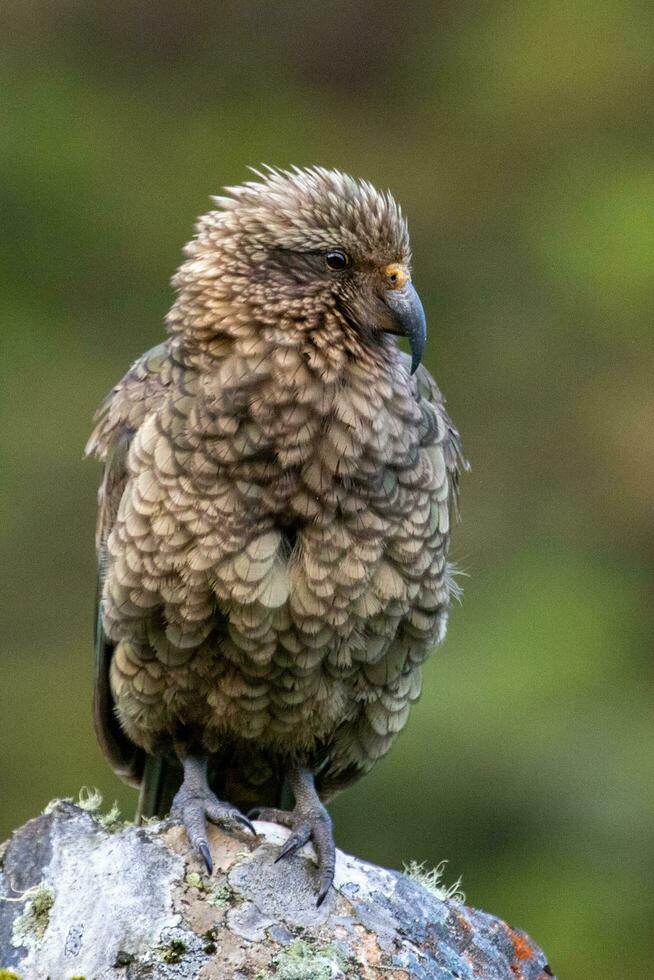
[384,281,427,378]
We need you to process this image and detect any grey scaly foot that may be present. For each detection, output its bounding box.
[171,754,255,873]
[249,766,335,906]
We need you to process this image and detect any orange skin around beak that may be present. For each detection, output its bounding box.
[383,263,410,291]
[380,265,427,373]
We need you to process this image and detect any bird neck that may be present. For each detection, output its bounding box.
[166,288,402,402]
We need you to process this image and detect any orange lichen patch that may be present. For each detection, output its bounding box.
[512,930,534,960]
[454,907,474,937]
[504,923,549,979]
[349,925,409,979]
[352,924,384,969]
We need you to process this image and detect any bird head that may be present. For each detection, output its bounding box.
[172,166,426,374]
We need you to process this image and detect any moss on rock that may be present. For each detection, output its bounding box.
[156,937,187,964]
[11,884,55,948]
[257,938,350,980]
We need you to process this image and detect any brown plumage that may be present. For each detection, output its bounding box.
[87,166,465,902]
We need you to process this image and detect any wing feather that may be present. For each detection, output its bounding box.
[318,356,467,800]
[88,342,174,786]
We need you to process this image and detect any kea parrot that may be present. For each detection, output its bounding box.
[87,167,465,904]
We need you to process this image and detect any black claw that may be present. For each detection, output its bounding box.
[274,841,295,863]
[275,831,306,863]
[198,841,213,874]
[247,768,336,904]
[237,815,257,834]
[316,868,334,907]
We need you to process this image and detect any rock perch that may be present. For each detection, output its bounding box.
[0,802,554,979]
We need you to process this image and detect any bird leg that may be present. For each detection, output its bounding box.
[170,753,255,874]
[249,766,335,906]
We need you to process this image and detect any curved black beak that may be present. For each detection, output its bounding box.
[384,281,427,374]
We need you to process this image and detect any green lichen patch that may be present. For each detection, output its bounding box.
[403,859,465,902]
[257,938,349,980]
[157,937,187,964]
[76,787,104,813]
[97,800,122,831]
[185,871,205,891]
[0,969,25,980]
[43,790,123,832]
[43,796,74,814]
[11,884,55,947]
[206,880,234,909]
[78,789,123,831]
[139,815,160,828]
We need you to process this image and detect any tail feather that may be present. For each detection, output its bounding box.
[135,751,287,822]
[136,755,183,820]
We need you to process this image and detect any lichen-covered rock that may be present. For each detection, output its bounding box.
[0,803,554,979]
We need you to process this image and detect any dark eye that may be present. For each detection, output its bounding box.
[325,249,350,271]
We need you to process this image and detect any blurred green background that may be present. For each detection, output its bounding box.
[1,2,652,975]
